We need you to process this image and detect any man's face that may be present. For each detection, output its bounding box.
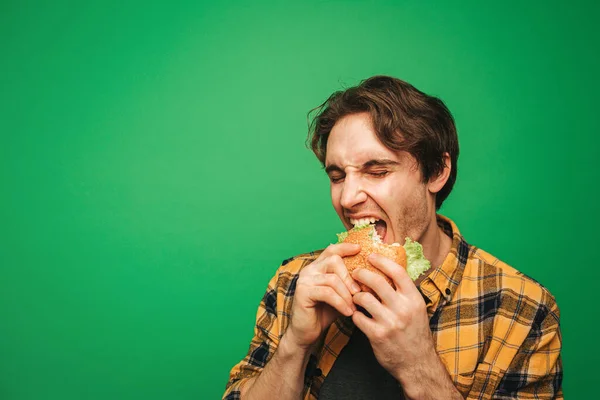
[325,112,437,245]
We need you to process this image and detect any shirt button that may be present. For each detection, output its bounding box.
[445,288,452,300]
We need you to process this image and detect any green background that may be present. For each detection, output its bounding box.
[1,1,597,398]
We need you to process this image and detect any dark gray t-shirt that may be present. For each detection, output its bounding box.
[319,328,405,399]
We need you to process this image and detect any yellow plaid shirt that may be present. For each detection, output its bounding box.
[224,215,563,399]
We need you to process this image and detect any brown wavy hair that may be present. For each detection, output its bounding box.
[307,75,459,210]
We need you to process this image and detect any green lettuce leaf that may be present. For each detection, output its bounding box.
[336,231,348,243]
[403,237,431,280]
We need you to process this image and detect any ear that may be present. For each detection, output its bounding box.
[428,153,451,194]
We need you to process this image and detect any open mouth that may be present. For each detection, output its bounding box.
[349,217,388,242]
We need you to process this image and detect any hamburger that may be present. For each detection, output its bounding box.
[337,222,431,292]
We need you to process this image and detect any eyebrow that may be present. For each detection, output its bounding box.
[325,158,400,174]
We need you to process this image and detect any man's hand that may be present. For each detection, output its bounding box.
[240,244,363,400]
[350,253,433,376]
[351,253,462,399]
[286,243,362,350]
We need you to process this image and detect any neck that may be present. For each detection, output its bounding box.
[414,214,453,284]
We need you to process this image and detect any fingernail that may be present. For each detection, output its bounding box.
[351,282,361,293]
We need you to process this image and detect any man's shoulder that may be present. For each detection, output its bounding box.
[464,245,558,311]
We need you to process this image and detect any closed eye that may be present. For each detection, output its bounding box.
[329,174,345,183]
[368,170,389,178]
[325,165,345,184]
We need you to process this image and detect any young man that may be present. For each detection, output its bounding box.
[223,76,563,399]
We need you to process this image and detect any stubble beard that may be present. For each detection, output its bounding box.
[394,186,431,244]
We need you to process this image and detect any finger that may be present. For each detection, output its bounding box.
[367,253,415,296]
[311,273,356,311]
[351,267,397,305]
[309,286,355,317]
[324,255,361,294]
[318,242,361,261]
[352,291,388,321]
[352,308,378,338]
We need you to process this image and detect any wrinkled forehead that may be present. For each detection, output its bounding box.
[325,113,403,168]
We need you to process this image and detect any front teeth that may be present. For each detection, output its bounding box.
[350,217,379,227]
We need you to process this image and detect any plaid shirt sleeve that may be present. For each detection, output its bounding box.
[222,271,281,399]
[222,255,316,400]
[491,293,563,399]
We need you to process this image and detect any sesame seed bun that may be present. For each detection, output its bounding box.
[341,225,407,293]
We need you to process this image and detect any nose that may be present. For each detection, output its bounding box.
[339,174,367,209]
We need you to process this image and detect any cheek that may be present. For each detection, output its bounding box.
[370,182,398,211]
[399,185,428,221]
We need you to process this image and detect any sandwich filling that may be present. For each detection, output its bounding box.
[348,218,387,242]
[337,223,431,281]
